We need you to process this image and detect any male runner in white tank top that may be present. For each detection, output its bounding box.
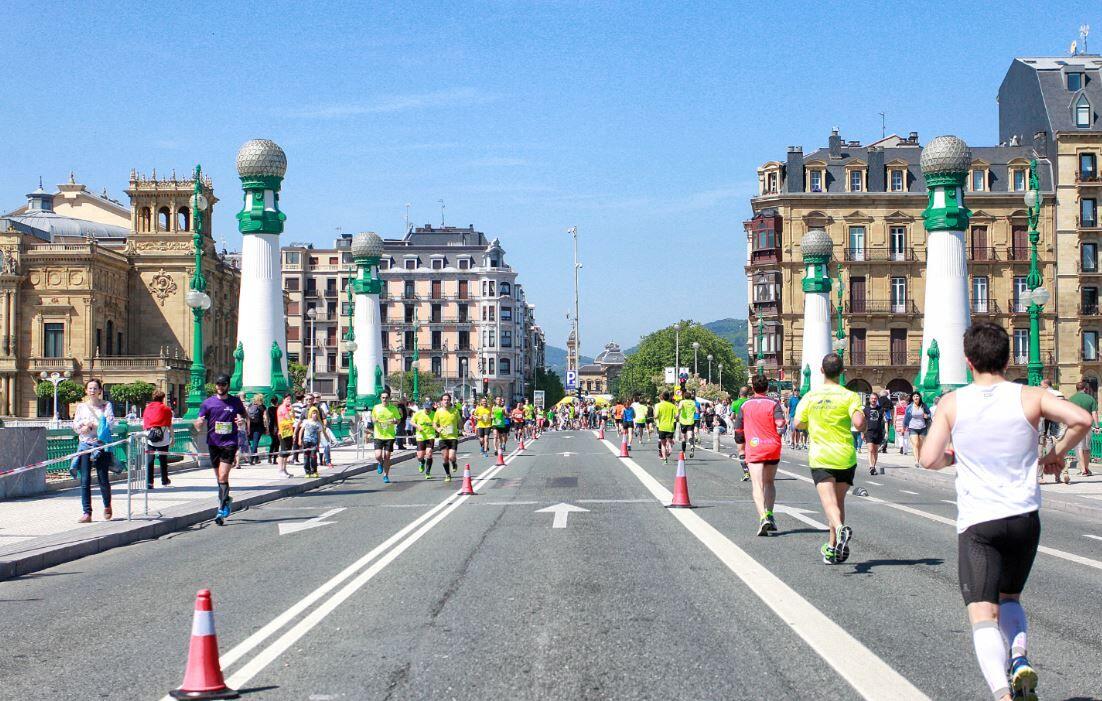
[919,322,1091,701]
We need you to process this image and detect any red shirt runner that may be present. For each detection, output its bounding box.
[734,394,785,463]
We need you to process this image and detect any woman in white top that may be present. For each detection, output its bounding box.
[71,378,117,523]
[920,322,1090,701]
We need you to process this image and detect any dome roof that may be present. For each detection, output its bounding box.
[595,342,626,367]
[236,139,287,178]
[920,135,971,176]
[800,228,833,259]
[351,231,384,259]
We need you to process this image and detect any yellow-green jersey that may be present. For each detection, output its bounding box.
[632,403,648,424]
[412,409,437,441]
[654,401,677,432]
[433,405,461,439]
[473,406,493,429]
[794,383,862,470]
[523,404,535,420]
[371,403,402,440]
[676,399,696,426]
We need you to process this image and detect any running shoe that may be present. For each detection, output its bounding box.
[820,543,837,565]
[1009,656,1038,700]
[756,517,770,537]
[418,464,425,473]
[741,465,750,482]
[835,525,853,563]
[765,513,778,532]
[425,473,432,480]
[444,475,453,483]
[689,445,695,459]
[382,475,390,484]
[869,467,877,476]
[377,464,383,474]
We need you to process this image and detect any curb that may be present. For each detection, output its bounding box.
[0,439,472,582]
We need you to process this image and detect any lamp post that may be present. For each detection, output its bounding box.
[40,370,71,425]
[756,317,764,370]
[306,306,317,394]
[692,341,700,376]
[412,307,421,402]
[832,268,847,386]
[707,354,713,384]
[342,336,357,410]
[1024,159,1050,387]
[568,227,581,380]
[184,165,211,419]
[673,323,681,387]
[718,362,723,390]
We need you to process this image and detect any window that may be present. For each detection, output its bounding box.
[1083,286,1099,315]
[380,258,391,270]
[1014,329,1029,362]
[489,257,500,268]
[1069,72,1084,91]
[1082,198,1097,227]
[309,257,319,266]
[488,358,496,375]
[889,226,906,260]
[849,170,863,192]
[1081,153,1097,180]
[502,330,512,348]
[458,305,469,323]
[971,169,985,191]
[404,305,414,323]
[381,332,389,349]
[753,273,779,303]
[326,301,336,318]
[500,282,511,296]
[1084,243,1098,272]
[403,281,415,298]
[327,352,336,373]
[809,170,823,192]
[342,253,352,265]
[328,256,338,266]
[287,353,299,364]
[501,307,513,321]
[288,301,300,315]
[890,277,907,313]
[458,330,470,350]
[1077,95,1092,128]
[754,225,776,251]
[403,330,415,350]
[458,280,469,299]
[431,356,442,376]
[431,330,442,350]
[971,276,989,313]
[404,258,417,270]
[500,358,511,375]
[890,169,904,192]
[848,226,866,260]
[284,277,300,291]
[305,278,317,294]
[431,258,445,270]
[379,305,388,322]
[1085,331,1099,362]
[287,325,300,341]
[431,280,441,300]
[404,356,414,372]
[458,258,470,270]
[326,278,337,295]
[430,304,441,323]
[1013,168,1026,191]
[341,349,350,368]
[341,302,351,317]
[43,323,64,358]
[483,329,496,348]
[1013,277,1029,312]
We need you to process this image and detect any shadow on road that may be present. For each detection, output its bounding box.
[846,557,944,576]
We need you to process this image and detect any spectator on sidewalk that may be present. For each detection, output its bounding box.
[266,396,280,464]
[275,395,296,478]
[1068,381,1097,478]
[143,390,173,488]
[246,394,268,465]
[72,378,116,523]
[894,396,909,455]
[904,392,931,467]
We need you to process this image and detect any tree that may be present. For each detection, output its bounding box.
[618,320,748,401]
[532,368,565,406]
[35,379,85,411]
[184,381,218,398]
[288,362,308,395]
[385,370,444,401]
[109,381,156,411]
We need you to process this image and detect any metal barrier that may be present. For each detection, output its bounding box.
[125,432,149,520]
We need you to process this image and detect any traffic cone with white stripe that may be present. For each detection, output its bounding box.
[496,446,506,466]
[460,464,477,495]
[170,590,238,699]
[519,436,526,451]
[668,452,694,509]
[598,425,605,440]
[619,435,630,457]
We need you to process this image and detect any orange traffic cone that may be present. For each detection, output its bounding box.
[496,447,506,466]
[519,437,526,451]
[619,435,630,458]
[460,464,477,495]
[170,590,239,699]
[668,452,694,509]
[598,426,605,440]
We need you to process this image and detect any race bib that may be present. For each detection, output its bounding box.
[215,421,234,436]
[440,425,457,438]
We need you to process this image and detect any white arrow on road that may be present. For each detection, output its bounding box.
[560,451,576,457]
[278,507,346,536]
[535,502,589,528]
[773,504,828,531]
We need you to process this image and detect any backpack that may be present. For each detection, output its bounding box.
[247,403,264,423]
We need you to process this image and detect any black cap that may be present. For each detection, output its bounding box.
[214,374,231,385]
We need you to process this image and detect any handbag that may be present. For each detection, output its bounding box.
[98,406,124,474]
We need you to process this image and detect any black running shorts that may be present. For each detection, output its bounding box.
[417,439,435,451]
[477,427,491,438]
[279,436,294,452]
[374,439,395,452]
[865,432,884,446]
[679,424,694,435]
[438,439,459,450]
[495,426,509,435]
[208,444,237,467]
[811,465,857,485]
[958,511,1041,605]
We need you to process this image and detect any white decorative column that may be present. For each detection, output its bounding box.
[799,228,835,391]
[917,135,973,399]
[350,232,385,409]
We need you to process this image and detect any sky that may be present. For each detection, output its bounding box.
[0,1,1094,355]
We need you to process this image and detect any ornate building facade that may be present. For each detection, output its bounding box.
[0,173,240,417]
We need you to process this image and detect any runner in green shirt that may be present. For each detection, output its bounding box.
[411,402,437,477]
[432,393,461,482]
[794,353,865,564]
[654,391,678,463]
[1069,381,1098,477]
[492,396,510,455]
[371,390,403,483]
[730,386,753,481]
[677,390,699,458]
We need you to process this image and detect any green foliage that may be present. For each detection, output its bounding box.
[532,368,565,406]
[184,381,218,397]
[618,319,748,402]
[108,381,156,409]
[288,362,308,395]
[385,370,444,401]
[35,379,85,407]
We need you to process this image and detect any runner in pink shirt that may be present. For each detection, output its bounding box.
[734,374,787,536]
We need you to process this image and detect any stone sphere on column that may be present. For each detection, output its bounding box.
[919,135,971,177]
[800,228,834,260]
[235,139,288,178]
[351,231,384,259]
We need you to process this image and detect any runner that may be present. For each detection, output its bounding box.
[904,392,931,468]
[793,353,865,564]
[919,322,1091,701]
[863,393,888,476]
[194,374,248,526]
[511,401,526,444]
[432,393,461,482]
[730,386,752,480]
[523,399,537,439]
[654,391,678,464]
[411,400,437,478]
[733,374,785,536]
[631,395,648,444]
[677,389,698,458]
[492,396,510,455]
[371,390,402,483]
[621,400,636,448]
[473,397,493,456]
[644,400,656,440]
[786,390,803,449]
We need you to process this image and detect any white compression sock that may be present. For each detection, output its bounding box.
[972,621,1010,700]
[998,599,1028,659]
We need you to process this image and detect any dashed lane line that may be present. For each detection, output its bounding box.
[866,480,883,486]
[603,438,929,701]
[899,490,920,496]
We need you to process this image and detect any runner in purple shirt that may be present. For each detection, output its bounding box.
[194,374,247,525]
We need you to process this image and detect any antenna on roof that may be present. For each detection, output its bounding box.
[878,112,886,139]
[404,202,411,234]
[1081,24,1090,54]
[437,199,445,227]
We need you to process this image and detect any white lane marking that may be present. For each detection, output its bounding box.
[600,438,929,700]
[773,504,829,531]
[535,502,589,528]
[866,480,883,486]
[577,498,654,504]
[1084,534,1102,542]
[278,507,346,536]
[941,500,956,505]
[899,490,920,496]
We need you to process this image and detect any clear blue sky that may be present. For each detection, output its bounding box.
[0,1,1093,355]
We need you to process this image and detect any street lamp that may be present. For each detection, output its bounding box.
[183,166,211,419]
[306,306,317,393]
[1024,159,1047,386]
[718,362,723,389]
[40,370,71,425]
[833,267,846,385]
[568,226,581,379]
[673,323,681,387]
[692,341,700,376]
[707,354,713,383]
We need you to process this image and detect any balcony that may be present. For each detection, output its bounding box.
[845,352,919,368]
[1077,216,1100,230]
[1078,262,1102,276]
[86,355,193,372]
[1007,298,1030,314]
[749,247,780,266]
[969,247,1000,263]
[1076,171,1101,184]
[28,357,77,373]
[845,299,918,316]
[843,247,916,263]
[1010,353,1055,367]
[1005,246,1032,263]
[1080,304,1102,317]
[969,299,1000,316]
[752,299,780,317]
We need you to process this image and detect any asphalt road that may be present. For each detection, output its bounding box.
[0,430,1100,700]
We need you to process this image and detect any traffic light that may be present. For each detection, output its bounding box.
[482,378,489,396]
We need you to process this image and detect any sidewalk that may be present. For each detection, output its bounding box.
[0,438,470,581]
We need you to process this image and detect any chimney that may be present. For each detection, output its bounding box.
[829,128,842,158]
[1033,131,1049,157]
[867,147,886,192]
[786,146,805,193]
[908,131,919,143]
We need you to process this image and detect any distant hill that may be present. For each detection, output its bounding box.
[624,318,749,361]
[544,345,593,378]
